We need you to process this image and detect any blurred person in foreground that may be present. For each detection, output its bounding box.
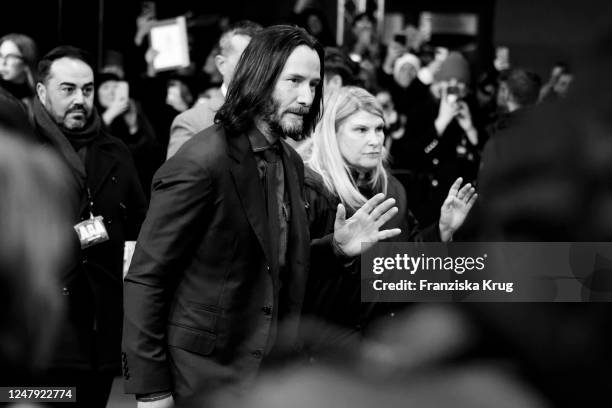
[167,21,262,159]
[122,25,401,407]
[0,33,38,117]
[31,46,147,407]
[299,86,476,350]
[0,130,72,386]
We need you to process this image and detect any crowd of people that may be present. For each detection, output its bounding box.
[2,5,611,408]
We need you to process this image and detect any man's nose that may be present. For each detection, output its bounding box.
[72,89,85,104]
[297,83,314,106]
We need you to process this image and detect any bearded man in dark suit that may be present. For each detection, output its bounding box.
[123,25,401,407]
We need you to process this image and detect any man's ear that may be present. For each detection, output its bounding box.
[214,54,225,76]
[36,82,47,106]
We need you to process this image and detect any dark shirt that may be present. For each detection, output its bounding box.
[247,128,290,271]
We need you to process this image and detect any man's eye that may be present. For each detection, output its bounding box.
[62,87,74,94]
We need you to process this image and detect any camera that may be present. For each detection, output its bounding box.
[446,85,461,96]
[446,85,462,104]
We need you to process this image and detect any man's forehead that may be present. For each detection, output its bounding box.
[49,57,94,83]
[280,45,321,79]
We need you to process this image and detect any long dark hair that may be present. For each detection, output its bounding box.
[215,25,324,137]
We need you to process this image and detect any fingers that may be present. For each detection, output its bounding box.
[456,182,472,200]
[359,193,386,215]
[374,205,399,228]
[447,177,463,198]
[465,193,478,212]
[334,203,346,230]
[378,228,402,241]
[369,197,396,221]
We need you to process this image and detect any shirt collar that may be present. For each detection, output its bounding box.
[247,127,276,153]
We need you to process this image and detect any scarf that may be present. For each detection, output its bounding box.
[32,98,101,212]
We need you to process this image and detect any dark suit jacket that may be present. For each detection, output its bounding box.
[122,124,310,399]
[40,131,147,372]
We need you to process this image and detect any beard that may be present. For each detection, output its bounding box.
[63,105,91,129]
[261,98,309,141]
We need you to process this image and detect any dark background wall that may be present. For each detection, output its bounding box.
[3,0,611,80]
[495,0,612,78]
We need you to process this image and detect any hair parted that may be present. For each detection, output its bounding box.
[37,46,95,84]
[306,86,388,210]
[215,25,324,136]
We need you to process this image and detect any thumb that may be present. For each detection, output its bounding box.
[334,203,346,229]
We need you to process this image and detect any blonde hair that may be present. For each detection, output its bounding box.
[306,86,388,210]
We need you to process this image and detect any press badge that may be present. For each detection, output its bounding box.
[74,214,109,249]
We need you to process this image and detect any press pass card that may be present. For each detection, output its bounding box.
[74,216,109,249]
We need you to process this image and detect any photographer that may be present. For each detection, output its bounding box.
[398,52,484,225]
[96,72,159,200]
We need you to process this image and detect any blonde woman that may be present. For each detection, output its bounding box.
[301,86,476,346]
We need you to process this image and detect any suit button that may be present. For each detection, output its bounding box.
[251,350,263,359]
[82,256,88,264]
[111,176,118,184]
[261,306,272,315]
[265,265,271,272]
[62,287,70,296]
[431,179,439,187]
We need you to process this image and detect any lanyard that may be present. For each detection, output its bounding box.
[86,186,95,219]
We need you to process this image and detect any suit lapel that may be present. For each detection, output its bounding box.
[280,141,309,305]
[227,130,273,264]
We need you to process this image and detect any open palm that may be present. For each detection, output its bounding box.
[439,178,477,241]
[334,193,402,257]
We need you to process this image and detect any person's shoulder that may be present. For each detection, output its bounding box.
[170,124,230,167]
[386,171,406,199]
[172,99,220,130]
[97,130,132,157]
[303,165,331,196]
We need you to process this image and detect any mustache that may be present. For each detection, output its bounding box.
[67,105,87,115]
[286,108,310,115]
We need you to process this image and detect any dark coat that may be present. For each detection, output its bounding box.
[122,124,310,399]
[39,130,147,372]
[391,83,483,226]
[302,167,439,334]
